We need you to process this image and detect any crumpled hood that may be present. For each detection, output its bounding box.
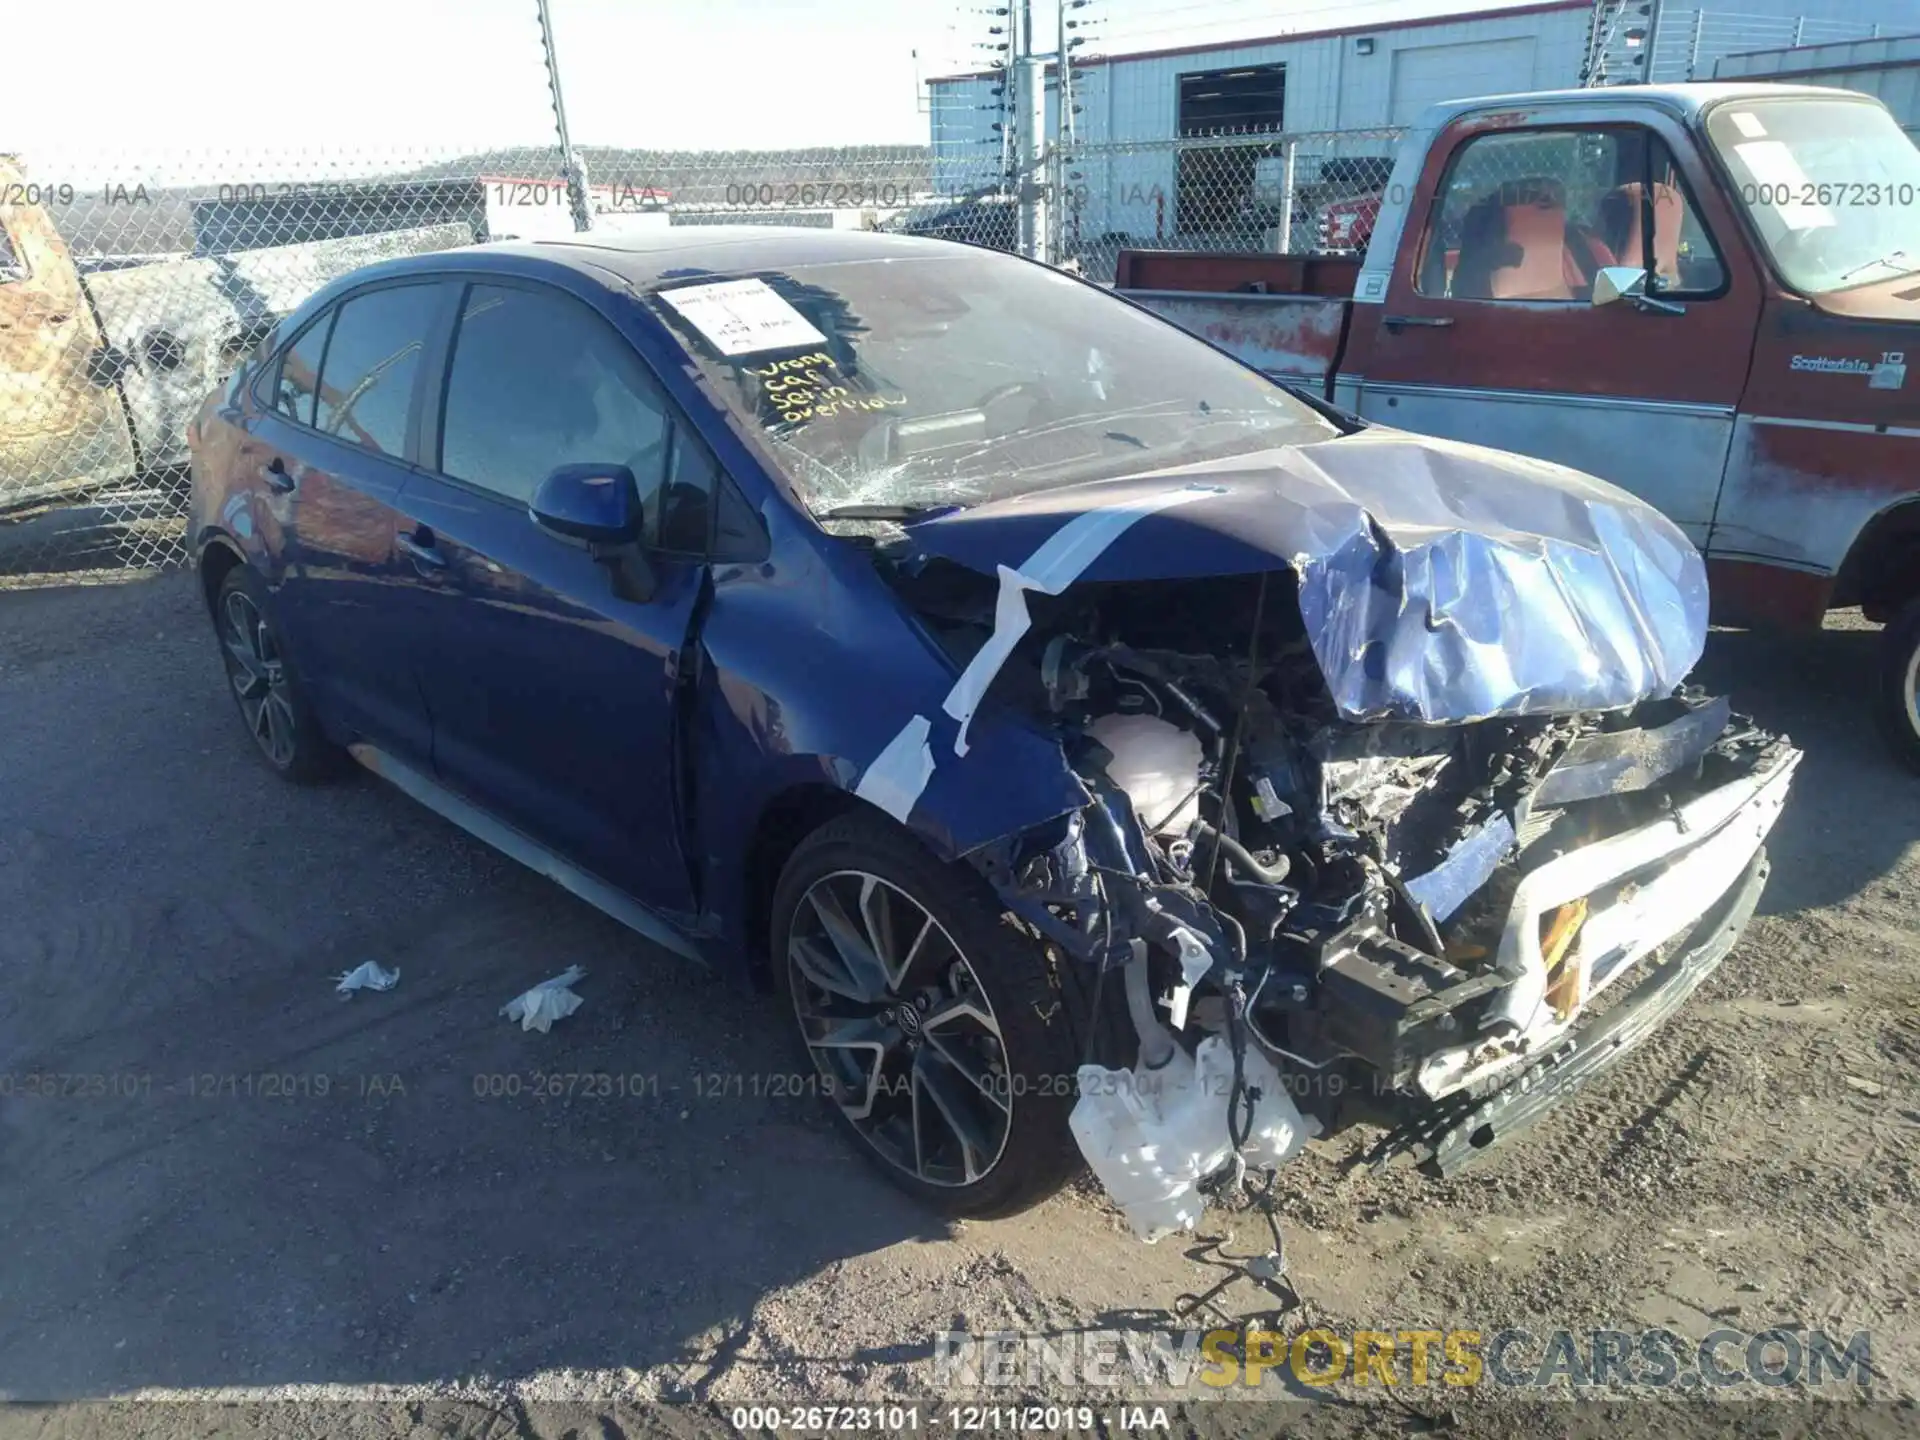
[898,429,1709,724]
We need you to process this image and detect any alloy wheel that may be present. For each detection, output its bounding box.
[220,589,297,769]
[787,870,1013,1187]
[1905,643,1920,743]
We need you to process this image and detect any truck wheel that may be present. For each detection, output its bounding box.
[1877,597,1920,775]
[770,810,1120,1218]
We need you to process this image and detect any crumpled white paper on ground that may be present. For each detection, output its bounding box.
[336,961,400,996]
[501,965,587,1033]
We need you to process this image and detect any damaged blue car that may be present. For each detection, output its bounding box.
[186,230,1801,1228]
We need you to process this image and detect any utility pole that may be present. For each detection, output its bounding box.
[1641,0,1667,84]
[1013,0,1049,263]
[536,0,592,232]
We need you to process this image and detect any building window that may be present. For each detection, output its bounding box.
[1176,64,1286,135]
[1174,65,1286,237]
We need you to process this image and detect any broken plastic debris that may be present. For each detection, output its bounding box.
[500,965,587,1033]
[1069,1035,1316,1243]
[335,961,400,996]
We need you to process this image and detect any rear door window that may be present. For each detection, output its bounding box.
[312,283,445,458]
[273,313,333,426]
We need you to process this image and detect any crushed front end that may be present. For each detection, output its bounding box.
[857,439,1802,1241]
[959,581,1796,1237]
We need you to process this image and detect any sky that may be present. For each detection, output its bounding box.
[1,0,1549,181]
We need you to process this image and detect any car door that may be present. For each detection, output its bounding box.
[1357,111,1763,550]
[388,277,706,918]
[251,280,454,764]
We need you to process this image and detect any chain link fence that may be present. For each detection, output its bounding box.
[0,125,1398,581]
[1055,127,1403,283]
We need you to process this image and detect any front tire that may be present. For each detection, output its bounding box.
[1877,598,1920,776]
[771,811,1112,1218]
[213,565,340,783]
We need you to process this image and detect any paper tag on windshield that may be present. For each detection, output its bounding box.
[1734,140,1835,231]
[659,278,827,357]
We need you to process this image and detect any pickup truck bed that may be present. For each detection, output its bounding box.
[1115,251,1361,394]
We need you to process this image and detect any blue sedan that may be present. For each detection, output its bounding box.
[188,229,1794,1223]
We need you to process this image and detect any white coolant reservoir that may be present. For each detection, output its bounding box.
[1086,713,1204,835]
[1069,1035,1316,1243]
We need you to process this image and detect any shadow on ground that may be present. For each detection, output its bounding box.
[1694,618,1915,918]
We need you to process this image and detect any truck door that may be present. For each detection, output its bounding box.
[1356,110,1761,550]
[0,169,140,514]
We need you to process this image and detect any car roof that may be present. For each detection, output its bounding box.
[406,226,987,290]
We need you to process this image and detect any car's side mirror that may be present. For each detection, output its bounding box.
[1592,265,1648,307]
[1592,265,1684,315]
[529,463,657,602]
[530,463,642,544]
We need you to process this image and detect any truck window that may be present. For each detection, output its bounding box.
[1417,128,1725,302]
[0,220,25,283]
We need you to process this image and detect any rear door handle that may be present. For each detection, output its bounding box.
[1382,315,1455,330]
[261,457,296,492]
[398,528,447,571]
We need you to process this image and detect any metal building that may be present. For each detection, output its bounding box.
[1714,32,1920,136]
[928,1,1917,259]
[932,2,1914,146]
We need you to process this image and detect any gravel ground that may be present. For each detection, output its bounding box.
[0,574,1915,1438]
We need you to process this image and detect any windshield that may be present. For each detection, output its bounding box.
[1706,97,1920,294]
[647,249,1337,515]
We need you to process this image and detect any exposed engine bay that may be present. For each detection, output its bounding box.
[870,551,1800,1240]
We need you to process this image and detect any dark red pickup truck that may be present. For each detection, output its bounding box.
[1119,83,1920,769]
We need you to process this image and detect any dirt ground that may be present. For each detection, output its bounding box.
[0,573,1916,1438]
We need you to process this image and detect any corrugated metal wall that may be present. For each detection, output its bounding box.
[929,4,1593,210]
[930,3,1920,158]
[1056,5,1590,140]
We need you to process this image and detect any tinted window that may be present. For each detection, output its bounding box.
[313,284,443,457]
[1418,128,1724,301]
[657,428,716,554]
[275,312,333,427]
[439,283,670,506]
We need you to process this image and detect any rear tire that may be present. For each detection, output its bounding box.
[213,565,342,784]
[770,810,1126,1218]
[1877,598,1920,776]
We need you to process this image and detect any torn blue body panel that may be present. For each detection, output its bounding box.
[895,429,1709,726]
[1404,812,1517,924]
[681,493,1086,965]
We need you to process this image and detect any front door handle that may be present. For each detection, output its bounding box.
[398,528,448,572]
[1382,315,1455,330]
[261,457,296,492]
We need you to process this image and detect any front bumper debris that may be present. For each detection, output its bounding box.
[1416,738,1799,1100]
[1376,845,1771,1177]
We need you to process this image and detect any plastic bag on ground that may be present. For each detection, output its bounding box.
[1068,1034,1315,1243]
[501,965,587,1033]
[335,961,400,996]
